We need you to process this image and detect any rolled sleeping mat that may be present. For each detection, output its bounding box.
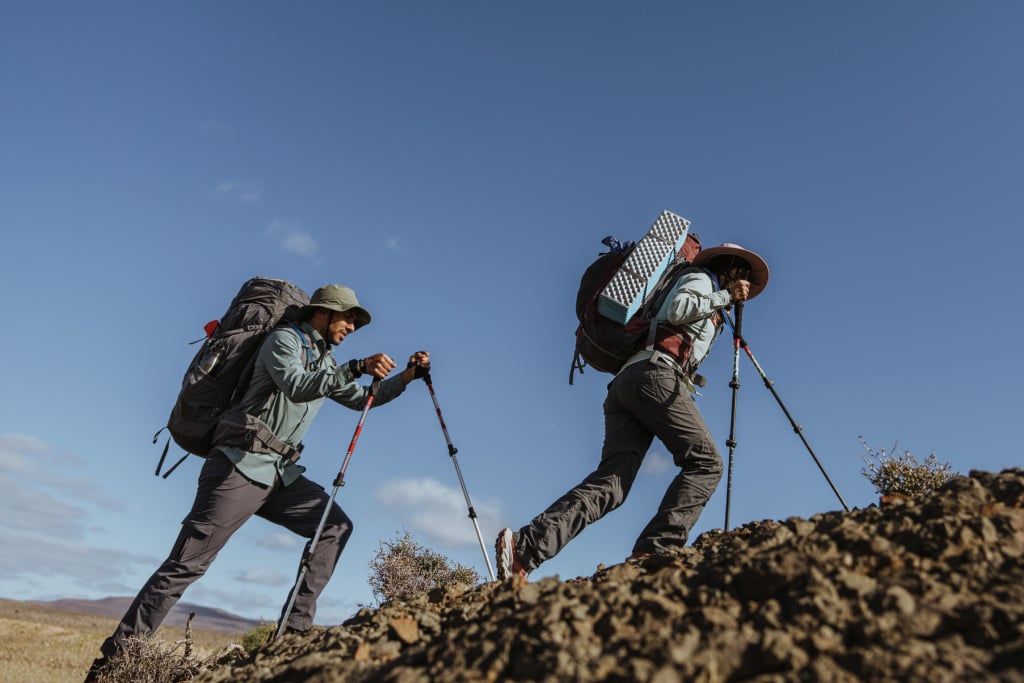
[598,210,691,324]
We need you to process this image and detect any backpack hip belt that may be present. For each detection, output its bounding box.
[212,411,304,463]
[649,348,708,389]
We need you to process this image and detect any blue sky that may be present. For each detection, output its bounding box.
[2,2,1021,626]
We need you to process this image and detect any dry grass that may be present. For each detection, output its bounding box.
[0,598,244,683]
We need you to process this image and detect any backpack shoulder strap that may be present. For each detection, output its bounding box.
[286,321,317,368]
[643,262,714,319]
[644,265,722,345]
[689,265,720,293]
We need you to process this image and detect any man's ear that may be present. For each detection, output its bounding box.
[307,308,325,330]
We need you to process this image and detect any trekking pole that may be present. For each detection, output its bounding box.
[421,371,496,581]
[724,302,743,530]
[723,313,850,512]
[275,378,380,640]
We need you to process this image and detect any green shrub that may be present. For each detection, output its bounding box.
[859,436,957,497]
[369,530,482,606]
[238,621,277,653]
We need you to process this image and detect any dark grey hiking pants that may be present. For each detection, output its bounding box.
[102,452,351,656]
[515,358,723,572]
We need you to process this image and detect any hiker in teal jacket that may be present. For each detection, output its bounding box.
[496,244,769,579]
[212,307,413,488]
[87,284,430,682]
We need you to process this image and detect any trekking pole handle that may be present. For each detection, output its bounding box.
[407,360,431,381]
[733,301,744,340]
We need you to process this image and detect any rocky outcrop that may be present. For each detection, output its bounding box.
[202,469,1024,682]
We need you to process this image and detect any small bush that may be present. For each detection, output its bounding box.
[238,621,277,653]
[93,614,244,682]
[369,530,482,606]
[859,436,957,498]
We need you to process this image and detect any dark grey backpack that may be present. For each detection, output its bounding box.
[155,277,309,476]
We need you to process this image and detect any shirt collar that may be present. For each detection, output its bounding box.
[298,320,330,355]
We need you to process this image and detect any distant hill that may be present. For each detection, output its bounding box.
[33,597,260,634]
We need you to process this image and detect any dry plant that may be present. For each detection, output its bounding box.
[859,436,957,498]
[369,530,482,606]
[93,612,244,682]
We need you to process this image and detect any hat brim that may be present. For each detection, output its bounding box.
[692,245,770,299]
[298,304,372,329]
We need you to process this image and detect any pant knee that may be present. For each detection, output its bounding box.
[706,449,724,477]
[324,506,353,541]
[674,434,722,471]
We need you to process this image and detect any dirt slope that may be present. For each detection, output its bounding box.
[202,469,1024,682]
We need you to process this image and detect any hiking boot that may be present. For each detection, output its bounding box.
[495,528,527,580]
[83,656,108,683]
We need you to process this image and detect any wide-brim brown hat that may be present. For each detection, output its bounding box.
[692,243,770,299]
[299,284,372,328]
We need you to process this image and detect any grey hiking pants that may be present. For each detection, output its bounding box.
[102,451,351,656]
[515,358,723,571]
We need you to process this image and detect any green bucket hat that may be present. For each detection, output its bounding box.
[300,284,372,328]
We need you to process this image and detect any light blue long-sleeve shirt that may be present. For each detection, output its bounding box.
[621,268,733,389]
[216,321,406,486]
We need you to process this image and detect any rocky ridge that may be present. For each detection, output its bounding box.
[202,469,1024,682]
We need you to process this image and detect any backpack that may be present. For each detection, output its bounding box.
[154,277,310,477]
[570,231,703,384]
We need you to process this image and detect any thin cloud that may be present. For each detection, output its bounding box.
[256,531,303,551]
[640,451,673,477]
[0,432,47,454]
[0,434,145,595]
[0,526,154,595]
[313,594,366,622]
[236,568,288,586]
[215,179,262,203]
[375,477,500,548]
[284,231,317,256]
[385,237,399,250]
[186,583,280,615]
[0,478,86,539]
[267,219,319,260]
[0,432,122,510]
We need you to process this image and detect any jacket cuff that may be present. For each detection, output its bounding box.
[710,289,732,310]
[335,362,358,386]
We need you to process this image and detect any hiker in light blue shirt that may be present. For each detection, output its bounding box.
[496,244,769,579]
[89,284,430,682]
[623,263,736,393]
